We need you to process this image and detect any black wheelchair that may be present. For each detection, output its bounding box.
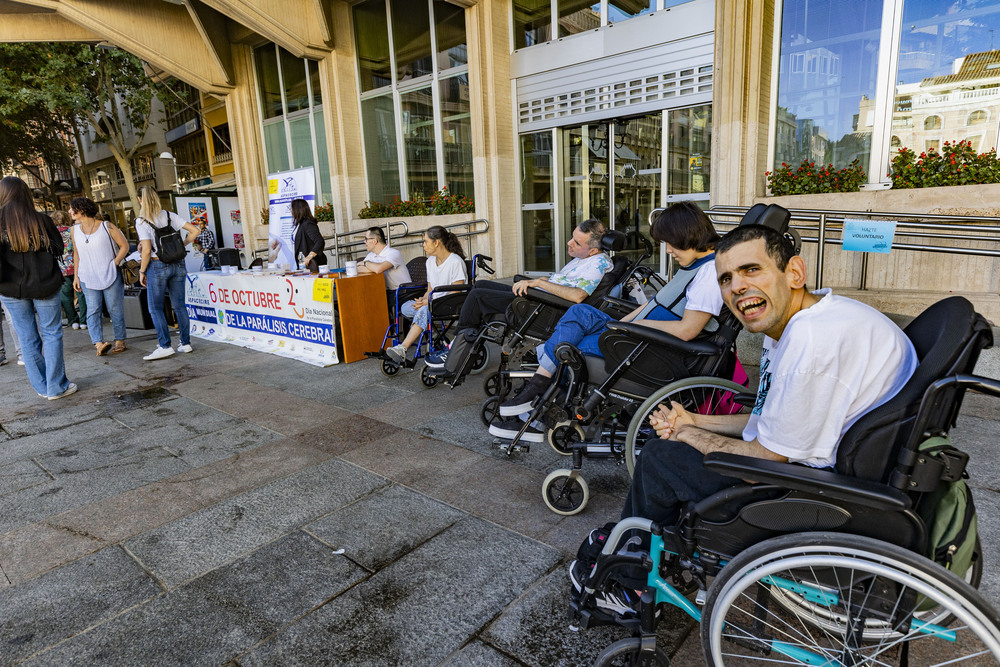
[365,253,493,386]
[573,296,1000,665]
[443,230,666,398]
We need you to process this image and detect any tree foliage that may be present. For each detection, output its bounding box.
[0,42,162,212]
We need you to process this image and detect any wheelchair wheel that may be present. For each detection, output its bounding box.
[483,370,512,398]
[701,532,1000,666]
[624,377,750,477]
[594,637,671,666]
[480,396,500,426]
[542,469,589,515]
[469,345,490,375]
[420,365,438,388]
[380,359,400,376]
[548,421,584,456]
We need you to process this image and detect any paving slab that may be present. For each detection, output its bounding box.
[0,522,105,585]
[295,413,404,458]
[0,459,50,497]
[24,531,366,667]
[0,546,160,665]
[0,417,130,467]
[125,458,389,588]
[240,518,561,666]
[439,641,525,666]
[305,484,465,570]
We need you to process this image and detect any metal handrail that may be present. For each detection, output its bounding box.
[331,217,490,265]
[250,219,409,262]
[708,205,1000,290]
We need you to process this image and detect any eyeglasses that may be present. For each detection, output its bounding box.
[364,237,376,241]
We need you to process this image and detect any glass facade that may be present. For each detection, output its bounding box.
[255,44,332,204]
[521,132,555,272]
[514,1,688,47]
[775,0,1000,183]
[354,0,473,206]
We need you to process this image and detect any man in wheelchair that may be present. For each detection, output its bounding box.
[422,217,613,370]
[573,222,918,613]
[488,202,726,443]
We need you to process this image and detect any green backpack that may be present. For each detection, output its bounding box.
[915,436,978,579]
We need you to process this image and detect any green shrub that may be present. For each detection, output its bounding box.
[766,159,867,196]
[313,202,336,222]
[359,187,475,219]
[889,140,1000,189]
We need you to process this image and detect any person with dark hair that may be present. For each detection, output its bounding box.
[490,202,724,442]
[424,218,614,370]
[0,176,75,399]
[385,226,468,363]
[571,224,919,615]
[356,226,411,292]
[290,199,326,270]
[193,219,216,271]
[69,197,130,355]
[135,185,200,360]
[52,210,85,332]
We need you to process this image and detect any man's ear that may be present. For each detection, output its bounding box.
[784,255,809,290]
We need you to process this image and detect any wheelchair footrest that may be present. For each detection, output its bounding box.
[494,439,529,455]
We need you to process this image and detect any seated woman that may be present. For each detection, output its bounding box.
[385,225,468,363]
[490,201,724,442]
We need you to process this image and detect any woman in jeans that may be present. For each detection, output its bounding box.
[0,176,75,399]
[135,186,199,360]
[69,197,129,355]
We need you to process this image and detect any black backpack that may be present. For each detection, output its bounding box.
[143,214,186,264]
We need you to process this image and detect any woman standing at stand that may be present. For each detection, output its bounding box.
[70,197,129,355]
[291,199,326,270]
[0,176,75,399]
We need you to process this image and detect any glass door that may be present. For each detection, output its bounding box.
[612,113,662,267]
[561,123,609,264]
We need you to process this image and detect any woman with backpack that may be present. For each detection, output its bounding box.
[0,176,76,399]
[135,185,199,361]
[69,197,129,356]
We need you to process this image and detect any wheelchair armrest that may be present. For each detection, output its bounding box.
[703,453,912,511]
[602,296,636,311]
[604,320,721,356]
[429,283,473,295]
[524,286,576,309]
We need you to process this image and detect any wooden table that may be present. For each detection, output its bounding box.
[333,272,389,363]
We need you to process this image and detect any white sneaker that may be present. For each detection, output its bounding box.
[143,346,175,361]
[177,344,193,353]
[385,344,407,363]
[71,323,80,330]
[48,383,78,400]
[80,324,88,330]
[17,358,24,366]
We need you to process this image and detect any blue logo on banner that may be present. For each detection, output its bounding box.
[190,306,218,324]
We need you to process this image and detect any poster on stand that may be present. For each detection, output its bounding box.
[267,167,315,268]
[185,271,338,367]
[173,195,217,273]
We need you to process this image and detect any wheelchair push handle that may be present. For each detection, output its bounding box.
[476,254,495,275]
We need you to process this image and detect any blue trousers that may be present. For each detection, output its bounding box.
[81,273,127,344]
[1,293,69,397]
[539,303,614,373]
[147,260,191,348]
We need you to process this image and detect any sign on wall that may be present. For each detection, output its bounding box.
[842,219,897,254]
[185,272,338,367]
[267,167,315,267]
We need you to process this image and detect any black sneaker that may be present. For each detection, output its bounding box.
[499,380,545,416]
[424,349,448,369]
[488,417,544,443]
[569,536,641,593]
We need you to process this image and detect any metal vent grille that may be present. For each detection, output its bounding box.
[519,66,713,126]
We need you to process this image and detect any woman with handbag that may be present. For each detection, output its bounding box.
[69,197,129,355]
[135,185,199,360]
[0,176,75,399]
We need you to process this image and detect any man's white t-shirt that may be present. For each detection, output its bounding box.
[136,211,187,260]
[363,246,411,290]
[742,290,918,468]
[425,253,467,299]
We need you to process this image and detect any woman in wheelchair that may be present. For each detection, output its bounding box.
[385,226,467,363]
[489,202,725,443]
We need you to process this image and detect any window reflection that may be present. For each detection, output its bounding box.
[773,0,882,171]
[440,74,474,199]
[521,132,555,271]
[558,1,601,38]
[255,47,282,119]
[888,2,1000,161]
[608,0,655,24]
[361,94,401,202]
[668,106,711,194]
[434,1,468,69]
[354,0,392,92]
[392,0,433,82]
[401,87,438,199]
[513,0,552,49]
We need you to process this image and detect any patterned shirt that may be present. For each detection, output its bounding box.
[57,226,74,276]
[194,229,216,253]
[547,253,613,295]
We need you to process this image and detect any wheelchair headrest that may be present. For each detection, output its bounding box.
[600,230,626,253]
[738,204,801,254]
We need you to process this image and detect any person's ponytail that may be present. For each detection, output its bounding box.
[426,225,466,259]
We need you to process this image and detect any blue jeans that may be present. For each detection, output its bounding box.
[0,293,69,397]
[401,299,429,329]
[538,303,615,373]
[147,260,191,348]
[81,273,127,345]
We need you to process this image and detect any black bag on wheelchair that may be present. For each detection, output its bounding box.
[442,328,478,375]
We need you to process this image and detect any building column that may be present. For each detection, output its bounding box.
[711,0,775,207]
[226,43,270,257]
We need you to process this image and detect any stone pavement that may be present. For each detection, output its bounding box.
[0,321,997,666]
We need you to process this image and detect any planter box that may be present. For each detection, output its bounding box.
[347,213,489,265]
[757,182,1000,217]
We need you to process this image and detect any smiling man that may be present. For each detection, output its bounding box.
[569,223,918,616]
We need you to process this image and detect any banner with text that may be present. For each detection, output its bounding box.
[185,272,338,367]
[267,167,316,267]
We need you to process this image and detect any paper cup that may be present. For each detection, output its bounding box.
[345,260,358,277]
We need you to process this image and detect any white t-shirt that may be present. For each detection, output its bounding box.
[136,211,187,260]
[683,259,724,315]
[364,246,411,290]
[742,290,918,468]
[548,253,613,295]
[73,222,119,291]
[425,252,467,299]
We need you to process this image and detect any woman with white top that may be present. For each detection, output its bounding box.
[385,225,467,363]
[69,197,129,356]
[135,186,200,361]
